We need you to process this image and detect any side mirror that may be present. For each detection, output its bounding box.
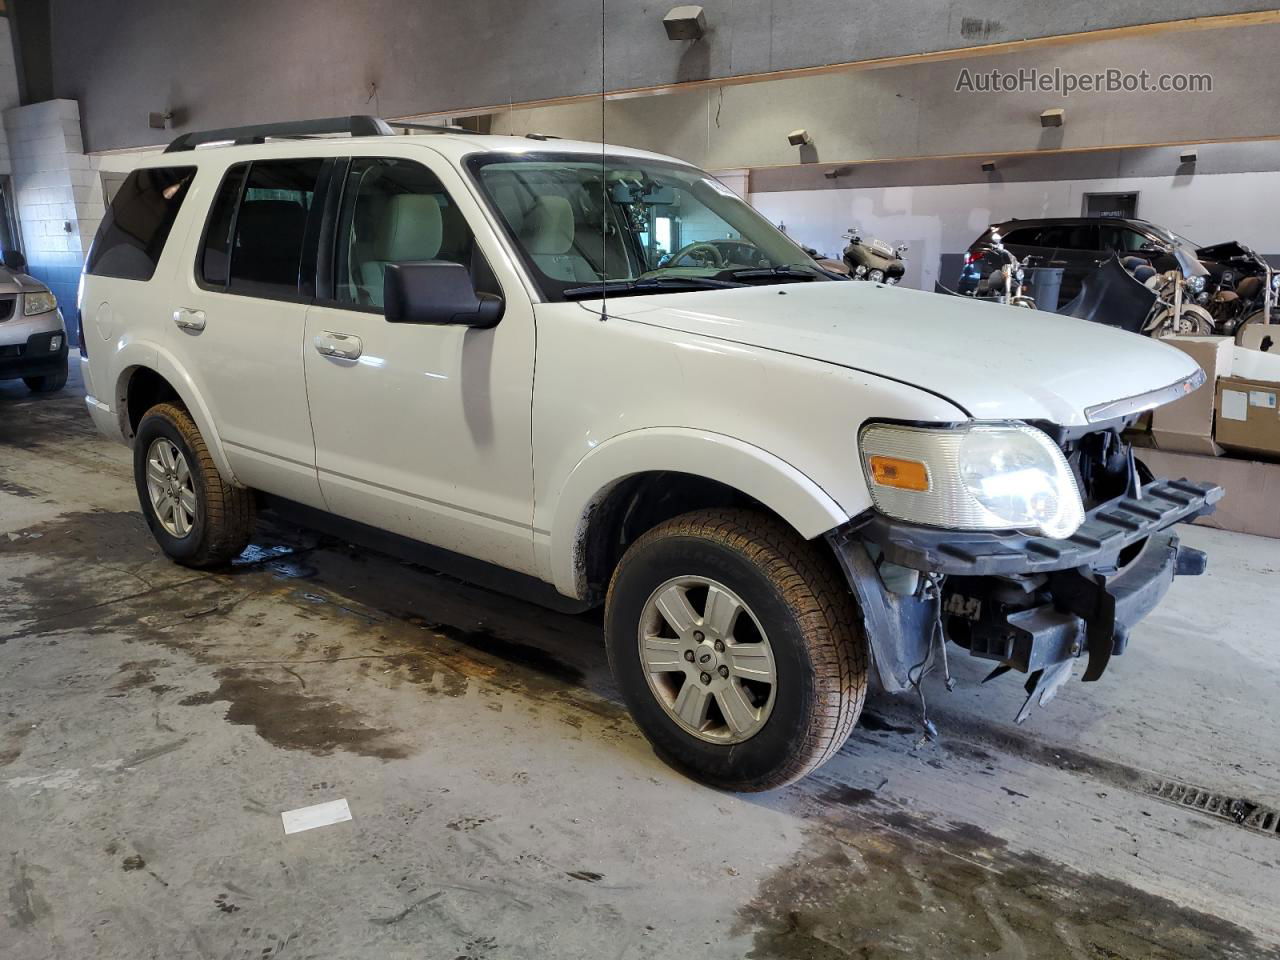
[3,249,27,271]
[383,261,504,328]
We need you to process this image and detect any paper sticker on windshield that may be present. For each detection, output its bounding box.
[701,178,738,198]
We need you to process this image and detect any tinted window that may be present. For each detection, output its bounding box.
[1000,227,1043,247]
[199,164,248,287]
[86,166,196,281]
[334,157,488,309]
[1099,226,1151,253]
[226,159,323,298]
[1037,224,1099,251]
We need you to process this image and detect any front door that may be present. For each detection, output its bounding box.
[302,153,537,574]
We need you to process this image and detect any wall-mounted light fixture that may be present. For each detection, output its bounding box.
[148,111,174,130]
[1040,108,1065,128]
[1180,148,1198,166]
[663,5,706,40]
[787,129,812,147]
[981,160,997,173]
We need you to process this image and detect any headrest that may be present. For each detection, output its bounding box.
[369,194,443,262]
[520,195,575,256]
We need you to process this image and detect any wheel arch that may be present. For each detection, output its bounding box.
[113,346,237,483]
[549,428,852,601]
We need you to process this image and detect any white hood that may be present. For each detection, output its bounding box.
[596,282,1201,426]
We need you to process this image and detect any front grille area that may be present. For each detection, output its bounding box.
[0,342,21,358]
[1062,428,1135,509]
[0,296,15,322]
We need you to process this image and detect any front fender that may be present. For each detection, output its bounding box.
[548,426,850,599]
[111,340,238,484]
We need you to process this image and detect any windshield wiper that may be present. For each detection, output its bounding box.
[561,276,744,299]
[715,264,823,282]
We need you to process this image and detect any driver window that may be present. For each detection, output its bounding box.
[335,158,488,309]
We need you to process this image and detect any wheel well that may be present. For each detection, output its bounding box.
[580,471,773,602]
[123,367,182,438]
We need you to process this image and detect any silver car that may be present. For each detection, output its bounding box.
[0,253,68,393]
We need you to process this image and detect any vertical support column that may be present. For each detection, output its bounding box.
[2,98,103,340]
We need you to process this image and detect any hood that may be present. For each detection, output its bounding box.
[0,266,46,295]
[595,282,1201,426]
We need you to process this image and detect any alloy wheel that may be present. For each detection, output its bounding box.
[145,438,197,538]
[637,576,777,744]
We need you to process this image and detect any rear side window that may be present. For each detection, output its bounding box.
[999,227,1042,247]
[1037,224,1099,251]
[86,166,196,281]
[198,159,323,299]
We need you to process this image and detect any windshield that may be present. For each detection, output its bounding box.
[468,153,829,299]
[1152,225,1199,249]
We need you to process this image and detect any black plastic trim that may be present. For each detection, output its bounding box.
[855,477,1223,576]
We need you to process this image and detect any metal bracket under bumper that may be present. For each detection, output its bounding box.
[855,477,1223,577]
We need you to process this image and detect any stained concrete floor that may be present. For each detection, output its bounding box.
[2,366,1279,960]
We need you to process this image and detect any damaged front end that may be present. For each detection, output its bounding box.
[829,424,1223,726]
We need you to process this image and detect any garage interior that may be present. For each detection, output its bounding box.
[3,2,1280,958]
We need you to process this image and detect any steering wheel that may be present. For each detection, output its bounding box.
[669,242,726,268]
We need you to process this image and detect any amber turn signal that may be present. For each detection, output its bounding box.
[868,455,930,492]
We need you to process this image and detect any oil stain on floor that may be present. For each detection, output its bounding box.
[739,799,1280,960]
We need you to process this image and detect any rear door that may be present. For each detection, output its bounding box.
[301,150,537,574]
[175,157,329,507]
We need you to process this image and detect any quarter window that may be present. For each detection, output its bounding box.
[199,164,248,287]
[86,166,196,281]
[333,157,486,309]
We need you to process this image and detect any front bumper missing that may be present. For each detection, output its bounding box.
[828,477,1224,719]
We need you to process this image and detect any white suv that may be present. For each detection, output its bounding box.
[80,117,1222,790]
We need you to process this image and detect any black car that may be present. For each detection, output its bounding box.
[958,217,1197,307]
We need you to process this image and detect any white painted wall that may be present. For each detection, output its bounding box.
[750,170,1280,292]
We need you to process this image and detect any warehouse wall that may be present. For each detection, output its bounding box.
[488,22,1280,170]
[38,0,1280,152]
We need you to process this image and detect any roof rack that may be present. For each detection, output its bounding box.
[164,115,396,153]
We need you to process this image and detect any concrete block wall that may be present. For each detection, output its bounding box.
[2,98,103,337]
[0,17,22,176]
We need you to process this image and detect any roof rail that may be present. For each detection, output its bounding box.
[164,115,395,153]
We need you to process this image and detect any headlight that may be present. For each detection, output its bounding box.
[859,422,1085,539]
[1271,274,1279,292]
[1014,267,1025,282]
[1185,275,1206,294]
[23,289,56,316]
[868,268,885,283]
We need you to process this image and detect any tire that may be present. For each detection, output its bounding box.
[23,366,67,393]
[604,508,867,791]
[133,403,255,568]
[1234,309,1275,347]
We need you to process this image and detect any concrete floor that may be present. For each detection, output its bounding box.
[3,365,1280,960]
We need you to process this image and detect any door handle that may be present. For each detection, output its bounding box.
[313,331,363,361]
[173,308,206,331]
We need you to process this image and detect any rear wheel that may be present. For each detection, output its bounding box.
[23,366,67,393]
[133,403,254,568]
[605,509,867,791]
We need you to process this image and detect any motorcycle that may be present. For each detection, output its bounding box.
[974,228,1036,308]
[841,227,907,284]
[1124,241,1214,337]
[1196,240,1280,343]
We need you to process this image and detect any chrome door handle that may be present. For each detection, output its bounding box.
[173,308,206,331]
[313,331,363,360]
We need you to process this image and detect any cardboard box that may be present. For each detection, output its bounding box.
[1137,447,1280,539]
[1215,375,1280,458]
[1150,337,1234,456]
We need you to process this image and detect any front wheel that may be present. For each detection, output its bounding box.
[24,366,67,393]
[604,509,868,791]
[133,403,255,568]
